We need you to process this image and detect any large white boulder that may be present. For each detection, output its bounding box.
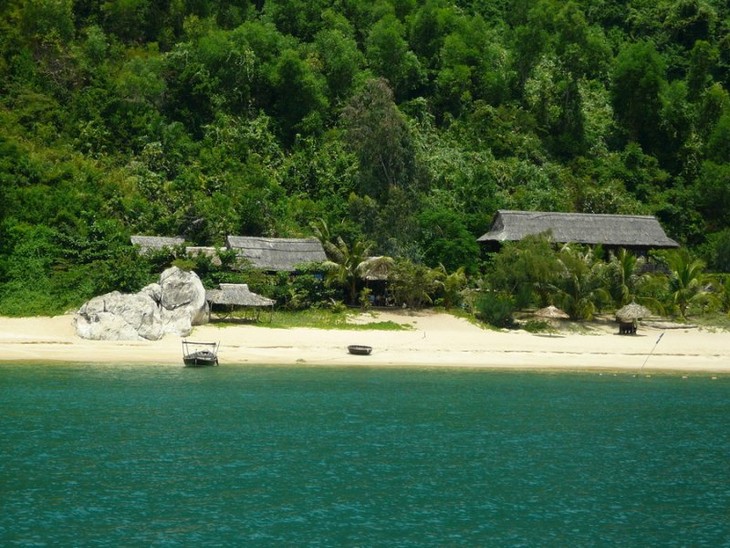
[74,267,209,341]
[74,291,162,340]
[158,267,209,327]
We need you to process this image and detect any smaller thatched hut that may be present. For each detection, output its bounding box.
[131,235,185,254]
[205,283,275,321]
[186,246,222,267]
[358,256,394,306]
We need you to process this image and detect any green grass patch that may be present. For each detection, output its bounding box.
[521,319,554,333]
[212,308,412,331]
[683,312,730,331]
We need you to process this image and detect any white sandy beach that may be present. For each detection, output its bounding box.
[0,311,728,373]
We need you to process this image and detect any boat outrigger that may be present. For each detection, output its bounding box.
[182,340,220,367]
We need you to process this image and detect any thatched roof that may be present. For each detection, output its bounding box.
[615,302,652,322]
[358,256,394,281]
[534,305,570,319]
[186,246,218,256]
[131,235,185,252]
[186,246,222,266]
[225,236,327,272]
[206,284,275,307]
[477,210,679,249]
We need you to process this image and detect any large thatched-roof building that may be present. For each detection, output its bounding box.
[477,210,679,253]
[225,236,327,272]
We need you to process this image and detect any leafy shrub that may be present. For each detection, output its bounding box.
[487,234,563,309]
[703,229,730,273]
[388,259,440,309]
[522,319,552,333]
[328,300,348,314]
[433,266,467,309]
[475,292,516,328]
[359,287,373,310]
[172,258,196,271]
[718,275,730,313]
[270,266,338,311]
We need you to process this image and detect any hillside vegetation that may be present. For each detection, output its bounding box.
[1,0,729,317]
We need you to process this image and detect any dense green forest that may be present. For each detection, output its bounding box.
[1,0,729,319]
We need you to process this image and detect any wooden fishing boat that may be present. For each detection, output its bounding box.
[347,345,372,356]
[182,340,220,367]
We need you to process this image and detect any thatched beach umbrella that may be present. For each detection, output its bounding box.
[615,302,651,322]
[533,305,570,335]
[534,305,570,320]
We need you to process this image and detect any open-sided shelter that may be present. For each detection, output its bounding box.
[205,283,275,321]
[477,210,679,254]
[225,236,327,272]
[358,256,395,306]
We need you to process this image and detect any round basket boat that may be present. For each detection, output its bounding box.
[347,345,372,356]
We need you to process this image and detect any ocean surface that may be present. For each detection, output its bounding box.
[1,363,728,546]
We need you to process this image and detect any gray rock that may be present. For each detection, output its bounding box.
[158,267,208,326]
[74,291,162,341]
[74,267,209,341]
[140,283,162,304]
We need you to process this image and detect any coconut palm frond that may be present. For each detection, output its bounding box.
[668,250,709,317]
[356,256,394,280]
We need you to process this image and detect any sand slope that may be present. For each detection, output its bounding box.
[1,311,727,373]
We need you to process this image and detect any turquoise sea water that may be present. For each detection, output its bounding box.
[1,364,728,546]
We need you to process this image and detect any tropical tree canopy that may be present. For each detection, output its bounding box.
[0,0,729,317]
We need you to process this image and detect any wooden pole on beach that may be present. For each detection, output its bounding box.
[637,332,665,375]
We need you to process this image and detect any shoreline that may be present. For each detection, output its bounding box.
[4,361,725,378]
[0,311,728,374]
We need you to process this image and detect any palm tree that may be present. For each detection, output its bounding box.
[606,249,645,307]
[312,219,375,305]
[326,239,372,305]
[720,276,730,314]
[667,250,711,317]
[555,245,609,320]
[435,264,467,309]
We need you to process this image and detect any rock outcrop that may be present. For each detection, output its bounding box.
[74,267,209,340]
